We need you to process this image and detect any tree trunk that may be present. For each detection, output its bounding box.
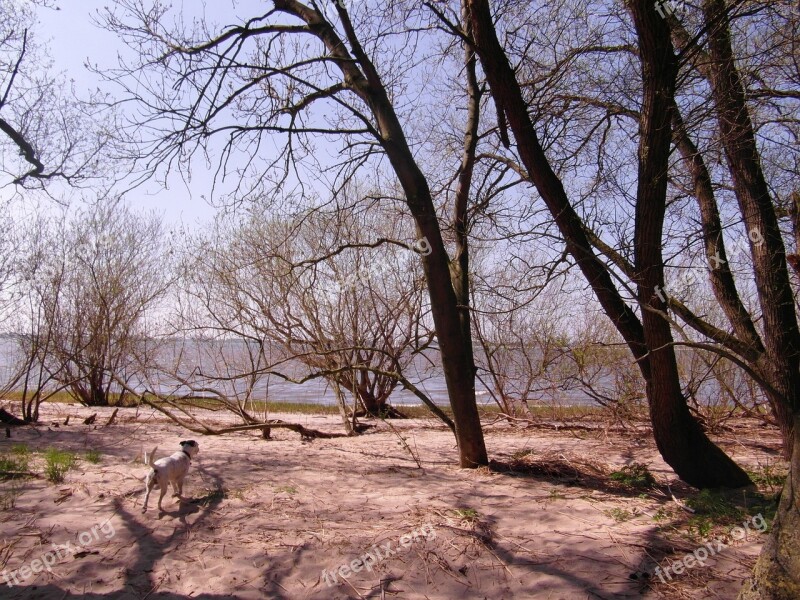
[274,0,489,468]
[739,415,800,599]
[702,0,800,458]
[333,381,355,436]
[467,0,750,487]
[630,1,751,488]
[356,378,386,416]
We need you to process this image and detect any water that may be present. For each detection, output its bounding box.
[0,335,600,407]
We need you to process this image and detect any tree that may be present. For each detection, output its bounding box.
[6,213,70,421]
[688,1,800,595]
[0,0,109,190]
[173,202,451,434]
[18,198,170,407]
[464,0,798,594]
[102,0,488,466]
[464,0,749,487]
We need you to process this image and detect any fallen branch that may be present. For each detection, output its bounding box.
[138,394,351,439]
[210,420,360,439]
[667,484,696,513]
[0,470,39,479]
[0,408,26,426]
[104,408,118,427]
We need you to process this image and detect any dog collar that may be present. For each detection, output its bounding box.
[182,450,192,461]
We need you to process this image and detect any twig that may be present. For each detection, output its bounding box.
[668,484,696,513]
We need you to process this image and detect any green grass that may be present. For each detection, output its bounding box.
[274,485,298,494]
[677,487,780,540]
[685,489,749,538]
[1,444,31,476]
[2,388,613,421]
[479,403,607,419]
[11,443,30,457]
[652,507,670,522]
[3,390,75,404]
[0,454,29,478]
[609,463,656,489]
[453,508,479,523]
[84,449,102,464]
[44,448,77,483]
[686,489,745,520]
[747,463,788,494]
[511,448,536,460]
[0,479,23,509]
[605,508,634,523]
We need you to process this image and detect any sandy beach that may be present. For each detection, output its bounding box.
[0,403,784,599]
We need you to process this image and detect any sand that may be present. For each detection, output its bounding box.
[0,403,785,599]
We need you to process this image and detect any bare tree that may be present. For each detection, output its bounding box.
[463,0,750,487]
[171,201,451,434]
[16,198,170,407]
[0,0,110,190]
[461,0,798,593]
[101,0,487,466]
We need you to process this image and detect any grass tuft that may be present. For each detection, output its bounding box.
[84,449,102,464]
[609,463,656,489]
[44,448,77,483]
[453,508,479,523]
[0,454,29,478]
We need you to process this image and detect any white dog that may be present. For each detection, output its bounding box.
[142,440,199,513]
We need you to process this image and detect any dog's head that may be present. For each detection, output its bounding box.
[179,440,199,459]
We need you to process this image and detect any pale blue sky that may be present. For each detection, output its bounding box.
[35,0,272,226]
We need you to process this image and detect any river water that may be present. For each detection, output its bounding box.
[0,335,603,407]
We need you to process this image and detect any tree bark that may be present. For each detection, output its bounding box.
[739,415,800,599]
[630,0,751,488]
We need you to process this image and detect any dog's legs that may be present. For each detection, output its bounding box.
[142,472,156,513]
[157,477,168,511]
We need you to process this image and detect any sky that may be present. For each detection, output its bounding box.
[33,0,268,227]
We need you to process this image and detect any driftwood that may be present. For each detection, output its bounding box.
[201,419,374,440]
[104,408,119,427]
[83,413,97,425]
[0,470,38,479]
[0,408,26,426]
[138,395,360,439]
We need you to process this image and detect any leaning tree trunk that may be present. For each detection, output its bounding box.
[273,0,488,467]
[630,0,751,488]
[467,0,750,487]
[332,381,356,436]
[702,0,800,458]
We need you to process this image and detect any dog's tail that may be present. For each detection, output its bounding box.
[146,446,158,468]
